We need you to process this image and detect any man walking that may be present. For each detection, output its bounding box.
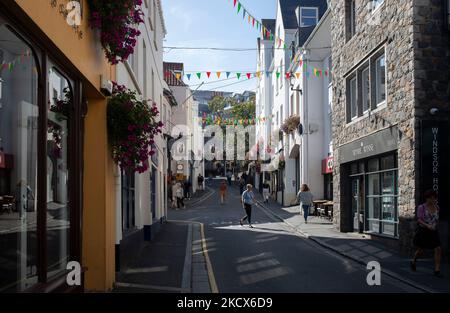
[197,174,204,191]
[240,184,256,228]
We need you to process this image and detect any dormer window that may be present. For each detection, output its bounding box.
[299,7,319,27]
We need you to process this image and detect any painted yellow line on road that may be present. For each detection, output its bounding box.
[168,220,219,293]
[200,222,219,293]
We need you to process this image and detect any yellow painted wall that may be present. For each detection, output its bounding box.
[13,0,116,291]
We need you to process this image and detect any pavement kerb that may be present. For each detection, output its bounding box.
[167,220,219,294]
[255,201,436,293]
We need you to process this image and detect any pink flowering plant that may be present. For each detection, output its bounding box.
[88,0,144,64]
[107,82,163,173]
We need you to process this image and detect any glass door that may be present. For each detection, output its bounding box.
[351,176,364,233]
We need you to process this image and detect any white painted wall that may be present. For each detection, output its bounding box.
[115,0,167,242]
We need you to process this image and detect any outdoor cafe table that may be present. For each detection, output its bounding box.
[312,200,328,216]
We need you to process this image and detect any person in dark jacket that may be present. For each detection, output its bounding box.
[411,190,443,277]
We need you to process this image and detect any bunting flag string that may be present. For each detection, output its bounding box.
[0,50,32,73]
[165,64,331,84]
[200,112,276,127]
[228,0,287,49]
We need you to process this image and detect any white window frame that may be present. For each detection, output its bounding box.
[361,66,370,113]
[349,76,358,121]
[375,54,386,107]
[299,7,319,28]
[371,0,385,12]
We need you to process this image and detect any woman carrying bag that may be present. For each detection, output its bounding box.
[297,184,314,224]
[411,190,443,277]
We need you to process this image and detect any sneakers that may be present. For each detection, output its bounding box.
[240,220,243,226]
[249,224,254,228]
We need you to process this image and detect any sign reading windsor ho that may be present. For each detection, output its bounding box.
[421,121,449,220]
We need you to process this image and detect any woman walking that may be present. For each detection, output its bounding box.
[240,184,256,228]
[175,182,185,209]
[297,184,314,224]
[219,180,228,204]
[411,190,443,277]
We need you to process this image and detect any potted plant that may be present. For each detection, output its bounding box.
[88,0,144,64]
[107,82,163,173]
[281,115,300,134]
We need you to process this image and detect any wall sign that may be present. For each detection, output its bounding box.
[421,120,449,219]
[339,127,399,164]
[50,0,83,39]
[322,157,334,174]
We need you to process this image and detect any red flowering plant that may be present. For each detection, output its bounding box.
[107,82,163,174]
[88,0,144,64]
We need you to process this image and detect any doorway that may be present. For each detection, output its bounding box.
[350,175,364,233]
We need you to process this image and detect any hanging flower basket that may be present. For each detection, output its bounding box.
[281,115,300,134]
[48,87,72,158]
[107,83,163,173]
[88,0,144,64]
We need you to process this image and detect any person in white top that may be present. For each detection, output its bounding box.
[297,184,314,224]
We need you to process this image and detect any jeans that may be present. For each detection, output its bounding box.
[302,205,310,221]
[242,204,252,224]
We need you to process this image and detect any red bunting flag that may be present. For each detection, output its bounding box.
[246,73,251,79]
[285,72,291,79]
[234,0,237,7]
[206,72,211,78]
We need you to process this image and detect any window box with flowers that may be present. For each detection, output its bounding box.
[88,0,144,64]
[281,115,300,135]
[107,83,163,174]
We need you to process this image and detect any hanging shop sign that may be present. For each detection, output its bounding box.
[322,157,334,174]
[421,120,449,219]
[339,127,399,164]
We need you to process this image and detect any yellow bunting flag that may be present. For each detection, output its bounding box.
[176,73,181,80]
[295,72,301,79]
[217,72,222,78]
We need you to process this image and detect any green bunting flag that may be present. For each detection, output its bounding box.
[196,72,202,79]
[237,2,241,13]
[276,72,280,79]
[236,73,241,79]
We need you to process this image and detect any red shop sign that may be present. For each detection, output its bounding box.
[322,157,334,174]
[0,152,13,169]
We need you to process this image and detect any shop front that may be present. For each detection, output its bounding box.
[322,156,333,201]
[0,0,115,292]
[339,127,399,238]
[0,12,84,292]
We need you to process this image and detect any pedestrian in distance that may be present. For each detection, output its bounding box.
[197,174,204,191]
[262,181,270,203]
[411,190,443,278]
[297,184,314,224]
[240,184,256,228]
[175,182,185,209]
[184,179,192,200]
[239,176,246,195]
[219,180,228,204]
[226,170,233,186]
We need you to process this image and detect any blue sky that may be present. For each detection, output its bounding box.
[162,0,277,94]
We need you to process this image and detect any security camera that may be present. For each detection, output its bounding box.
[430,108,439,115]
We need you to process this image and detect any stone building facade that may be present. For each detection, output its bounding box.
[330,0,450,255]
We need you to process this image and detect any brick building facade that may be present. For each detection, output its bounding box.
[330,0,450,255]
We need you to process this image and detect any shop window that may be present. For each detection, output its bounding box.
[0,21,39,292]
[47,67,72,277]
[122,171,136,230]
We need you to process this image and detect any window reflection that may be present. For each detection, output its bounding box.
[47,67,71,277]
[0,21,39,292]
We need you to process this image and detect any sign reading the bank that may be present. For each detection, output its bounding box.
[339,127,399,164]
